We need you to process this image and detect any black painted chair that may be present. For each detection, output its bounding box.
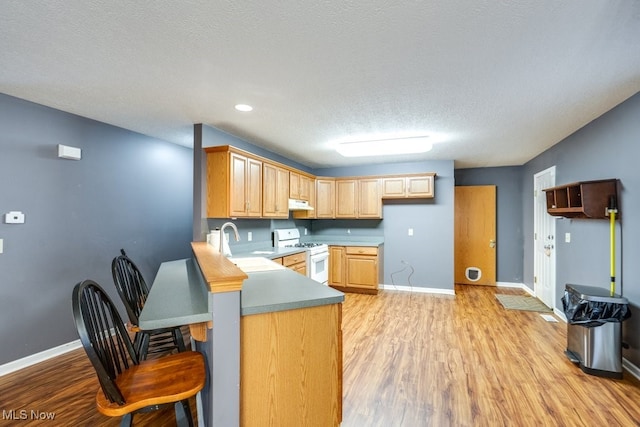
[72,280,204,426]
[111,249,186,359]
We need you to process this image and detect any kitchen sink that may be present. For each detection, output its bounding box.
[228,256,285,273]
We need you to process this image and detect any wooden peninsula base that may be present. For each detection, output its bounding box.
[240,303,343,427]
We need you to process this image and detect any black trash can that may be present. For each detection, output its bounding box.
[562,284,631,378]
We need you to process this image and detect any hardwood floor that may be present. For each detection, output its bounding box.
[341,285,640,427]
[1,285,640,426]
[0,332,196,426]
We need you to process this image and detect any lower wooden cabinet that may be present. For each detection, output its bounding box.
[329,245,382,294]
[241,303,342,426]
[281,252,307,276]
[329,246,345,287]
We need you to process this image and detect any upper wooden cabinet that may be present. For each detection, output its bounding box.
[205,145,436,219]
[292,177,316,219]
[263,162,289,218]
[359,178,382,218]
[289,172,312,202]
[336,178,382,219]
[206,147,262,218]
[315,178,336,218]
[382,174,435,199]
[543,179,619,219]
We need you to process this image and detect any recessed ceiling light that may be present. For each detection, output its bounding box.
[336,136,431,157]
[234,104,253,112]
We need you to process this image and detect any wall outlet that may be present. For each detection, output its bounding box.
[247,231,253,241]
[304,227,307,235]
[0,238,3,254]
[565,233,571,243]
[408,228,414,236]
[347,229,351,234]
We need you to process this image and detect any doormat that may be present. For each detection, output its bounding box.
[495,294,552,313]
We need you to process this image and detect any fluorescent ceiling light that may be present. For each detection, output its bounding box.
[234,104,253,112]
[336,136,431,157]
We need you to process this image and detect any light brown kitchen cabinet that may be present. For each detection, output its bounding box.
[315,178,336,218]
[263,162,289,218]
[241,303,342,426]
[329,246,346,287]
[345,246,379,291]
[293,177,316,219]
[205,147,262,218]
[290,171,312,202]
[358,178,382,218]
[335,179,357,218]
[382,173,435,199]
[283,252,307,276]
[335,178,382,219]
[206,145,436,219]
[329,245,382,294]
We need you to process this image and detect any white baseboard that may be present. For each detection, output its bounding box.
[554,308,567,322]
[496,282,535,296]
[380,284,455,296]
[0,339,82,377]
[623,358,640,381]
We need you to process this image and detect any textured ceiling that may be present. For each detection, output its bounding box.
[1,1,639,168]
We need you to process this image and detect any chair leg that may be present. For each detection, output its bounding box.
[176,399,194,427]
[173,327,186,352]
[119,413,133,427]
[138,332,151,360]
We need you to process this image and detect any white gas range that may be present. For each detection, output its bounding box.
[273,228,329,285]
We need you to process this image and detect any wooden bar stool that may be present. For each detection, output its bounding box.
[72,280,205,426]
[112,249,186,359]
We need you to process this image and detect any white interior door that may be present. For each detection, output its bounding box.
[534,166,556,308]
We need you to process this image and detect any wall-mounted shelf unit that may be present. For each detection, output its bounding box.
[543,179,619,219]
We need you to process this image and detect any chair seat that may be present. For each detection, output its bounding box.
[96,351,206,417]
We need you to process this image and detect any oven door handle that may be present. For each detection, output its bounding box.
[309,252,329,262]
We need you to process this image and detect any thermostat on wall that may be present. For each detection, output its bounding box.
[4,211,25,224]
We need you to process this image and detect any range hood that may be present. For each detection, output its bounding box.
[288,199,314,211]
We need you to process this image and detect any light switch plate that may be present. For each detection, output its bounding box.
[408,228,414,236]
[565,233,571,243]
[0,238,3,254]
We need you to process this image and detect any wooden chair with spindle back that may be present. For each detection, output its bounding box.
[112,249,186,359]
[72,279,205,426]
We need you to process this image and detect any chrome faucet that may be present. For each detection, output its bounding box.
[219,222,240,256]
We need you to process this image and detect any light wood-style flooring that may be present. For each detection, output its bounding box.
[341,285,640,426]
[1,285,640,426]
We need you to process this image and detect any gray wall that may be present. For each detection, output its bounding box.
[0,94,194,365]
[455,166,524,283]
[522,91,640,366]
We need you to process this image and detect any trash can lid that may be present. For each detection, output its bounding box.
[565,283,629,304]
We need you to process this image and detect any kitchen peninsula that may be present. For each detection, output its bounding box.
[138,242,344,427]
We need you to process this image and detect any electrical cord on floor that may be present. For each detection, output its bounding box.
[390,260,414,289]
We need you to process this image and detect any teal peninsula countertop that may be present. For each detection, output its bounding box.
[138,244,344,331]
